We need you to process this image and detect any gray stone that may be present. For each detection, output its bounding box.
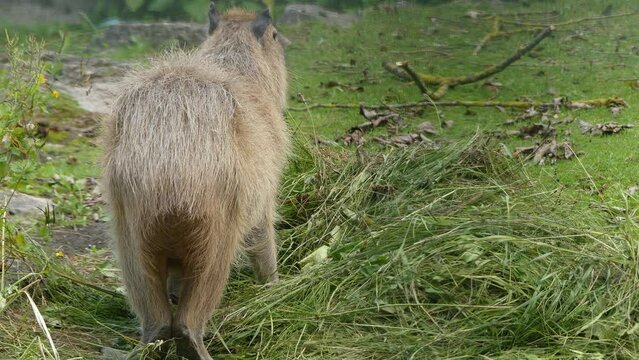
[55,81,119,114]
[1,191,54,217]
[279,4,360,27]
[91,22,208,49]
[0,0,95,25]
[39,53,131,114]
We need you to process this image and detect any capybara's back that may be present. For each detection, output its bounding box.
[101,3,289,359]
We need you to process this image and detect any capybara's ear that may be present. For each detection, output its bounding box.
[208,1,220,35]
[251,8,272,39]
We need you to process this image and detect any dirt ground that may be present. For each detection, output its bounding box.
[49,222,110,255]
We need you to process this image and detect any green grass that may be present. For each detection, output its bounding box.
[4,137,639,359]
[282,0,639,197]
[4,0,639,358]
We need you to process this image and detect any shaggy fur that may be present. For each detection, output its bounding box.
[101,6,289,360]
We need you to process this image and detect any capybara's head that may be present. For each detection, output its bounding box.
[204,1,288,107]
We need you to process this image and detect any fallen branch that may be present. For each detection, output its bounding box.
[288,96,625,112]
[397,61,430,96]
[499,10,639,27]
[473,16,544,55]
[383,26,554,99]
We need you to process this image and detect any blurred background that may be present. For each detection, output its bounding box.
[0,0,438,24]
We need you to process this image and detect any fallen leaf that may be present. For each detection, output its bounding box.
[374,133,432,147]
[579,120,633,135]
[505,107,540,124]
[483,81,503,90]
[513,140,575,165]
[550,117,574,125]
[611,106,622,117]
[518,124,555,138]
[466,10,481,19]
[492,124,555,139]
[533,140,558,165]
[315,137,338,147]
[625,185,639,196]
[321,80,364,92]
[568,101,593,110]
[416,121,438,135]
[513,145,536,157]
[343,129,365,146]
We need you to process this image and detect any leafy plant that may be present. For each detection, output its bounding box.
[0,34,60,358]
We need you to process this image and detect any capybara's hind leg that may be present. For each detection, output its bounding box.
[115,223,172,345]
[173,231,237,360]
[173,262,228,360]
[245,216,279,284]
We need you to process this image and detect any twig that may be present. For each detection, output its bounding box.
[472,11,638,55]
[499,10,639,27]
[493,10,560,18]
[383,26,554,99]
[288,96,625,111]
[474,26,543,55]
[398,62,430,95]
[390,49,451,56]
[474,16,503,55]
[54,271,125,298]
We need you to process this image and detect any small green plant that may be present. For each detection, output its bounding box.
[0,33,53,289]
[0,34,60,358]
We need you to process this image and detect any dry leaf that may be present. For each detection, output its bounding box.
[343,129,365,146]
[626,186,639,196]
[579,120,633,135]
[483,81,503,90]
[416,121,438,135]
[466,10,480,19]
[513,140,575,165]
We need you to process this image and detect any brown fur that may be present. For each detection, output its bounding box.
[101,6,289,360]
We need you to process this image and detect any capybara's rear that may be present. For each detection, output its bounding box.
[101,3,289,359]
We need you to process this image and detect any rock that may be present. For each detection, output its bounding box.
[0,0,95,25]
[0,191,54,217]
[55,81,119,114]
[279,4,360,27]
[90,22,208,49]
[44,53,132,84]
[376,1,417,11]
[41,53,131,114]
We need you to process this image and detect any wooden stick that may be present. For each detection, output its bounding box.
[499,10,639,27]
[455,26,554,86]
[398,62,430,95]
[288,97,625,111]
[383,26,554,99]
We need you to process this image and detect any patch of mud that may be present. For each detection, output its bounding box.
[49,222,111,255]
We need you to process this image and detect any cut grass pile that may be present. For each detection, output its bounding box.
[2,137,639,358]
